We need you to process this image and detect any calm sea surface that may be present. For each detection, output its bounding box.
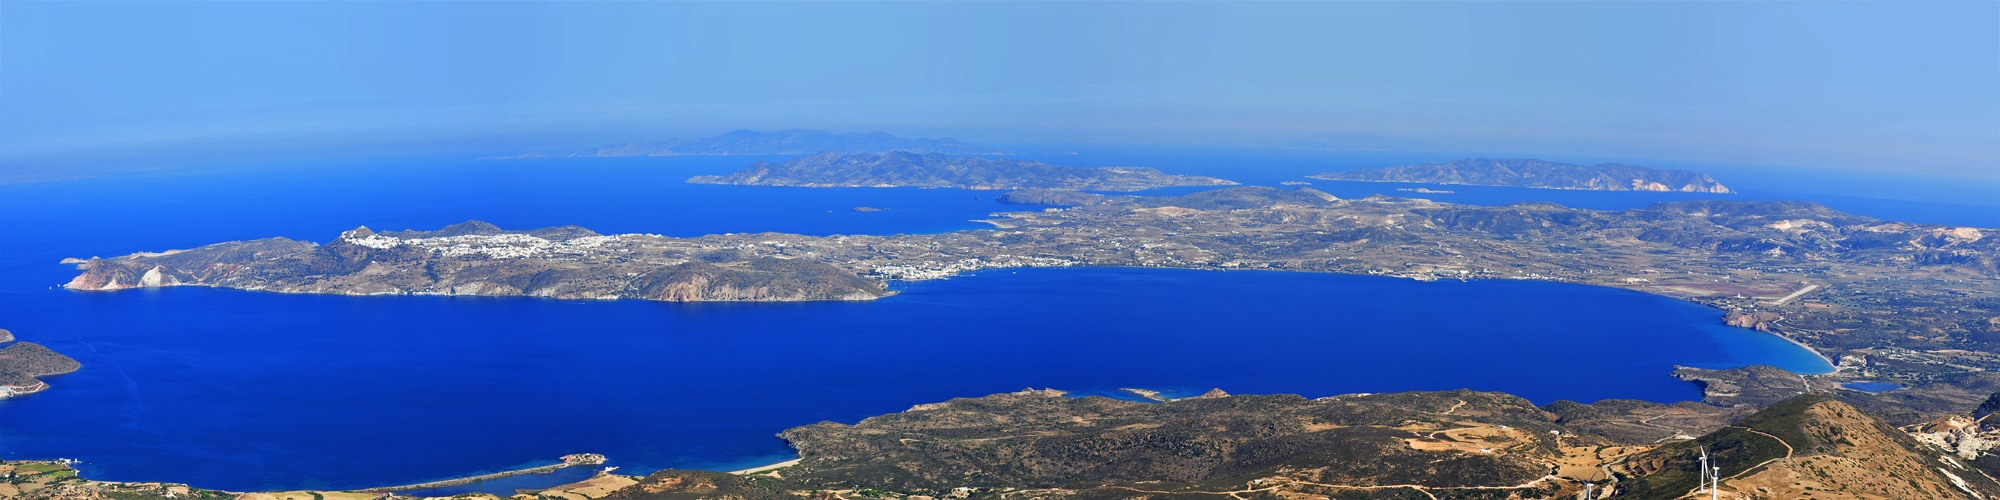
[2,147,1982,491]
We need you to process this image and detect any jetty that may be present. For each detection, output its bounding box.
[358,454,606,492]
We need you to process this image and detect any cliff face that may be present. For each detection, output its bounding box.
[688,151,1237,191]
[634,259,888,302]
[1313,158,1733,193]
[64,237,316,291]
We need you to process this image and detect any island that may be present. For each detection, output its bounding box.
[1312,158,1734,193]
[686,151,1238,191]
[0,328,81,399]
[501,129,1008,158]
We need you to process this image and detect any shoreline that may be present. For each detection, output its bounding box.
[1761,326,1838,373]
[730,458,801,475]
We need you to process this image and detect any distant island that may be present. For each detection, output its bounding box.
[1312,158,1733,193]
[0,328,81,398]
[688,151,1237,191]
[503,129,1008,158]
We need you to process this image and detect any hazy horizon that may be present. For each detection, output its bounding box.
[3,1,1996,179]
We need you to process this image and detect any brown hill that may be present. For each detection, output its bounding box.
[0,340,81,396]
[1617,395,2000,499]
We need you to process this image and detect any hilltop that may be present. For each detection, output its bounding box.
[1313,158,1734,193]
[1615,395,2000,498]
[687,151,1237,191]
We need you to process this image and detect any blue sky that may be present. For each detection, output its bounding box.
[2,2,1995,177]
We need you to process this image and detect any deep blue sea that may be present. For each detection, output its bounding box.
[1,146,1988,492]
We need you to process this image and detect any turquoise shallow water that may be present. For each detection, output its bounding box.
[0,148,1927,492]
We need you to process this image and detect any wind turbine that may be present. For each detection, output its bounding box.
[1697,446,1711,494]
[1711,465,1722,500]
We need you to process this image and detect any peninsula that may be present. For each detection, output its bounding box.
[0,328,81,398]
[686,151,1237,191]
[505,129,1007,158]
[362,454,606,493]
[64,221,890,302]
[1312,158,1734,193]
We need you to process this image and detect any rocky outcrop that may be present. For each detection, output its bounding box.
[1313,158,1733,193]
[1726,310,1783,331]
